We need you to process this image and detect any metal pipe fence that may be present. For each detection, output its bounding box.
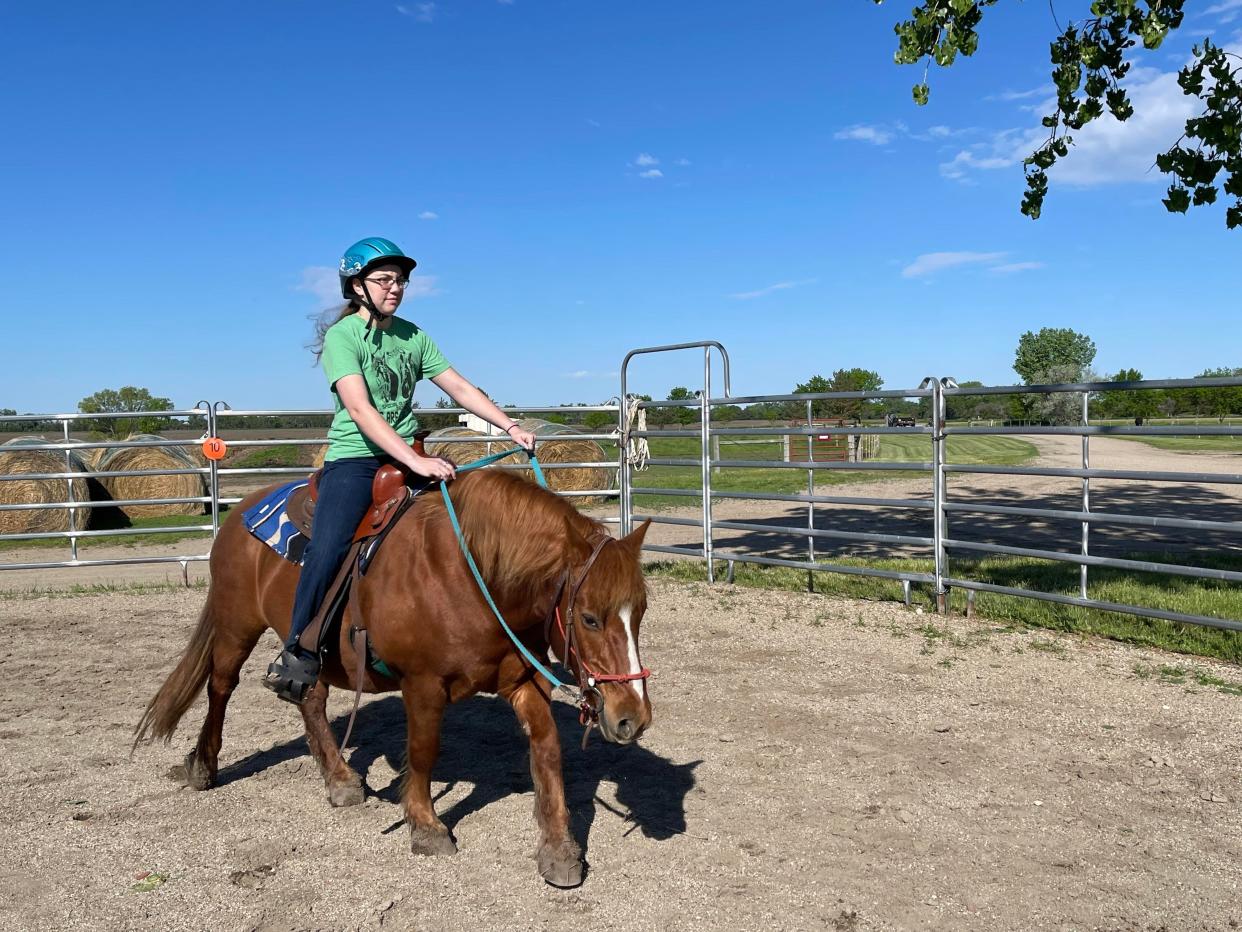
[619,343,1241,631]
[4,348,1240,633]
[1,401,625,579]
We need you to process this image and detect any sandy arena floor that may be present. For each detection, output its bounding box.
[0,577,1239,931]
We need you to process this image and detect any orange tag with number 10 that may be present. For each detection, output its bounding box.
[201,437,227,461]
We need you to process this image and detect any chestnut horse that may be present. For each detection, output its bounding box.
[134,469,652,887]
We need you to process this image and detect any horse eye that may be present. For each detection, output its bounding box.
[581,613,601,630]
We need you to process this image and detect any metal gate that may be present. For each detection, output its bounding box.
[3,342,1240,632]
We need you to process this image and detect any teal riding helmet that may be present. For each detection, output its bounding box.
[338,237,417,299]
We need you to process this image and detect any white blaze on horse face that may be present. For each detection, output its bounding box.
[618,604,644,700]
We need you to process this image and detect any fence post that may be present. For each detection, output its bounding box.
[619,395,633,537]
[62,419,79,562]
[805,400,816,592]
[1081,391,1091,599]
[206,401,223,539]
[700,348,714,583]
[930,378,948,613]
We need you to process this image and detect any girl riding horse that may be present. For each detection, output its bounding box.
[264,237,538,702]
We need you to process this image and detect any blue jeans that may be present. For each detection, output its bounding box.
[287,455,384,648]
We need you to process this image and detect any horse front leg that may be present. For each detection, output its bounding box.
[508,679,583,888]
[298,681,365,807]
[400,676,456,856]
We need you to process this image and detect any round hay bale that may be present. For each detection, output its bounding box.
[69,442,107,470]
[0,437,92,535]
[424,427,513,468]
[95,434,207,518]
[425,422,612,500]
[515,419,612,500]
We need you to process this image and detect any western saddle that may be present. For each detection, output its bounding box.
[285,431,436,689]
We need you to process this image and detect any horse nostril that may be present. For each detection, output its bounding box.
[615,718,634,741]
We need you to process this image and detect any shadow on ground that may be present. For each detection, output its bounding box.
[215,693,699,854]
[660,480,1242,563]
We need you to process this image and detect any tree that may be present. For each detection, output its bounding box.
[1028,365,1100,424]
[1013,328,1097,384]
[1097,367,1162,421]
[794,369,885,420]
[78,386,174,439]
[583,411,614,430]
[1189,366,1242,419]
[879,1,1242,228]
[665,386,698,425]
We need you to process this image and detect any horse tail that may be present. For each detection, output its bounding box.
[132,599,216,750]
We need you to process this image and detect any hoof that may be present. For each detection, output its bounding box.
[537,840,585,888]
[328,780,365,808]
[409,825,457,857]
[174,751,214,791]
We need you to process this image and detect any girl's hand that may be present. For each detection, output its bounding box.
[507,427,537,451]
[406,454,457,482]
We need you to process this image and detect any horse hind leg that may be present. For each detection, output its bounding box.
[177,621,264,790]
[298,682,365,807]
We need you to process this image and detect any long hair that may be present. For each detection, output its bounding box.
[308,301,360,362]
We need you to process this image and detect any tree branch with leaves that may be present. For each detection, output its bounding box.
[876,0,1242,228]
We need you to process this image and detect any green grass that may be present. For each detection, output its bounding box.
[229,444,306,468]
[1116,435,1242,453]
[645,552,1242,664]
[626,434,1036,508]
[0,507,231,552]
[0,579,208,600]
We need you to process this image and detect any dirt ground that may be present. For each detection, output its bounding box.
[0,433,1239,930]
[0,577,1240,932]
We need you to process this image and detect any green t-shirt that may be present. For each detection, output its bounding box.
[320,314,452,461]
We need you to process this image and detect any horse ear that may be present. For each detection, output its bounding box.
[620,518,651,555]
[563,516,593,555]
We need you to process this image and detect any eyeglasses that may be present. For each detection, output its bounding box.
[364,276,410,291]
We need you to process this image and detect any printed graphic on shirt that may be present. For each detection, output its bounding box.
[370,347,418,414]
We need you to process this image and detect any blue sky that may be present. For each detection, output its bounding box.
[3,0,1239,415]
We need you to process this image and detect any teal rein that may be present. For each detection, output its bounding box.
[438,446,572,695]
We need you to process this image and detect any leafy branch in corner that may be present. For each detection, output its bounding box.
[873,1,1242,228]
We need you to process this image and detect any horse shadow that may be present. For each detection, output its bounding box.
[215,693,700,855]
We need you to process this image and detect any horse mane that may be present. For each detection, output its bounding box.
[420,469,606,604]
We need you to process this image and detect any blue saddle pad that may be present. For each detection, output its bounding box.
[241,480,309,565]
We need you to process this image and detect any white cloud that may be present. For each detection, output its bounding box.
[635,153,659,166]
[942,60,1204,186]
[638,168,663,179]
[405,275,438,298]
[396,3,436,22]
[1204,0,1242,22]
[498,0,515,5]
[586,118,601,127]
[418,210,439,220]
[675,157,692,166]
[564,370,618,379]
[728,278,817,300]
[295,266,342,305]
[901,252,1008,278]
[990,261,1045,274]
[834,123,898,146]
[986,86,1049,102]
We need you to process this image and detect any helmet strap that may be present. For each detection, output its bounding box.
[355,277,383,333]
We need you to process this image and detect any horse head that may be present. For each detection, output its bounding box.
[554,519,653,745]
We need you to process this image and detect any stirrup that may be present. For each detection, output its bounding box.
[262,648,320,705]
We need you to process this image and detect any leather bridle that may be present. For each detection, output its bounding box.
[543,532,652,732]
